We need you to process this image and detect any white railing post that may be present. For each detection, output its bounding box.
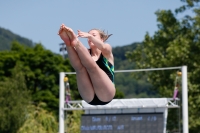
[59,72,65,133]
[182,66,189,133]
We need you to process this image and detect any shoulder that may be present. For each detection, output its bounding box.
[102,43,112,54]
[101,43,114,64]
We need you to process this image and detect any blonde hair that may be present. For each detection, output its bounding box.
[89,29,113,42]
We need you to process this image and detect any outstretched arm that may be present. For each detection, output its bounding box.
[77,30,112,55]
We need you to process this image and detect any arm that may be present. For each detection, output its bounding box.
[77,30,112,56]
[89,35,112,55]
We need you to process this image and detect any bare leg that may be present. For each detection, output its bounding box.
[59,25,94,102]
[60,25,115,102]
[75,44,116,101]
[67,47,95,102]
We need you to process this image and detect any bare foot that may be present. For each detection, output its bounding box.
[58,24,78,47]
[58,24,71,46]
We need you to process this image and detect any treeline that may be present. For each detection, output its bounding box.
[0,26,156,99]
[113,43,158,98]
[0,42,125,133]
[0,27,34,51]
[0,42,72,132]
[1,0,200,132]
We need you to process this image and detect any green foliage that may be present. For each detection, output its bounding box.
[126,1,200,132]
[113,43,158,98]
[113,43,139,69]
[114,88,125,98]
[66,111,83,133]
[114,72,157,98]
[0,64,31,133]
[0,41,75,117]
[17,102,58,133]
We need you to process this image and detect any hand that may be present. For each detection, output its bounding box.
[77,30,91,38]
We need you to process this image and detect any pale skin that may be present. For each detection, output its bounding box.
[58,24,115,103]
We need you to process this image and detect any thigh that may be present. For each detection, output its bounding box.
[87,66,116,102]
[76,67,95,103]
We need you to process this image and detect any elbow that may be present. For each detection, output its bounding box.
[101,46,111,55]
[100,43,112,54]
[101,45,107,51]
[101,45,108,52]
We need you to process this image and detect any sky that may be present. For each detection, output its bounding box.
[0,0,186,54]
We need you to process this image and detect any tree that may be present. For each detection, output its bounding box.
[0,41,76,116]
[66,111,83,133]
[0,64,31,133]
[0,40,128,131]
[17,102,58,133]
[126,0,200,132]
[113,43,157,98]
